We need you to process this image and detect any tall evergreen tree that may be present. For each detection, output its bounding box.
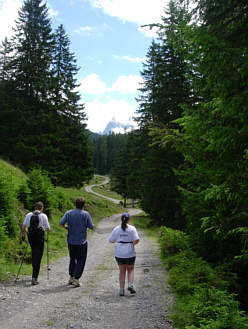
[0,0,93,187]
[111,136,130,207]
[11,0,54,100]
[0,37,13,81]
[52,24,84,120]
[135,1,190,228]
[155,0,248,306]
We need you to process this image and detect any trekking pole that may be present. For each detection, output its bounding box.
[47,231,50,279]
[15,242,28,283]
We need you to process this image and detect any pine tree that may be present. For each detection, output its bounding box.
[11,0,54,100]
[135,1,190,228]
[52,24,84,120]
[0,37,13,81]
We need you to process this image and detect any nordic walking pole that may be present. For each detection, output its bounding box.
[15,242,28,283]
[47,231,50,279]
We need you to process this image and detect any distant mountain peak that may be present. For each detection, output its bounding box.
[102,118,135,135]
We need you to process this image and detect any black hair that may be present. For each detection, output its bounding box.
[75,197,85,209]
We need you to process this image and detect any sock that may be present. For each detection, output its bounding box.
[128,282,133,288]
[120,288,124,293]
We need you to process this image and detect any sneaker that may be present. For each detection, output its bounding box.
[31,278,39,285]
[68,276,74,285]
[128,286,136,294]
[72,278,81,287]
[119,288,125,296]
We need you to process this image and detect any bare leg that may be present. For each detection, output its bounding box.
[119,265,127,288]
[127,265,134,284]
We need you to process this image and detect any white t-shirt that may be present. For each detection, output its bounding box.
[23,211,50,230]
[109,224,139,258]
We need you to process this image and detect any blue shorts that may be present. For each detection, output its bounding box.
[115,257,136,265]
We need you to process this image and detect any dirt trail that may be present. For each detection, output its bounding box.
[0,208,173,329]
[85,176,120,204]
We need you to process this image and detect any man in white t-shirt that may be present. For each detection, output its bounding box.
[22,201,50,285]
[109,212,139,296]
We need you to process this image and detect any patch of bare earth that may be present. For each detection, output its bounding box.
[0,209,174,329]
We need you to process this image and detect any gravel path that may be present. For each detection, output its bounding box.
[0,209,174,329]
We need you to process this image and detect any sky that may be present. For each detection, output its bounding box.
[0,0,170,133]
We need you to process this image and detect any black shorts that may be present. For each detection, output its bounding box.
[115,257,136,265]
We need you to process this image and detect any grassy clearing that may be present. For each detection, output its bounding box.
[0,159,26,187]
[88,175,106,185]
[91,183,122,200]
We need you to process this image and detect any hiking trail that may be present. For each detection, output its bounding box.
[0,180,174,329]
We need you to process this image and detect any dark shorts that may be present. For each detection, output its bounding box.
[115,256,136,265]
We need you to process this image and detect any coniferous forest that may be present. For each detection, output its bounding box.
[1,0,248,315]
[0,0,93,187]
[107,0,248,310]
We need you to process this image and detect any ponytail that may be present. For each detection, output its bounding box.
[121,213,130,231]
[121,218,128,231]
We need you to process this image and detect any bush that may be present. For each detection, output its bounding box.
[167,251,228,295]
[172,287,248,329]
[0,172,18,237]
[159,226,248,328]
[159,226,190,257]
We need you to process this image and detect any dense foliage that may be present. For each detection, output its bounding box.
[0,0,93,186]
[110,0,248,310]
[91,132,128,175]
[159,226,248,328]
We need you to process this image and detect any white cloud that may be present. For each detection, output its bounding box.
[111,75,143,94]
[0,0,22,42]
[85,98,136,132]
[47,2,59,17]
[79,73,107,94]
[74,26,96,34]
[87,0,168,35]
[114,55,145,63]
[0,1,58,42]
[138,25,160,38]
[79,73,143,95]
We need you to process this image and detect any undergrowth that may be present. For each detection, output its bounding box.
[132,216,248,329]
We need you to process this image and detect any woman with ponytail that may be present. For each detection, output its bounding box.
[109,212,139,296]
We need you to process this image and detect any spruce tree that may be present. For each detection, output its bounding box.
[0,37,13,81]
[52,24,84,120]
[135,2,190,228]
[11,0,54,100]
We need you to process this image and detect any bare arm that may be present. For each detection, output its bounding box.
[133,239,139,246]
[59,223,68,230]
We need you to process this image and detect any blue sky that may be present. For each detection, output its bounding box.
[0,0,169,133]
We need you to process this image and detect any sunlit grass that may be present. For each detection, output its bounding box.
[92,184,122,200]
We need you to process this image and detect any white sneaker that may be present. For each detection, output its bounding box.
[68,276,74,285]
[72,278,81,287]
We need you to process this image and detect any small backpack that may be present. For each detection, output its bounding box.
[28,212,44,243]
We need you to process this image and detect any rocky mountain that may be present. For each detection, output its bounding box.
[102,117,135,135]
